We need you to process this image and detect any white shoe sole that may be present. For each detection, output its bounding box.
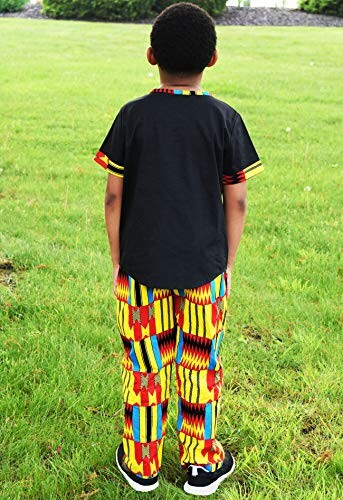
[183,456,236,496]
[115,447,159,492]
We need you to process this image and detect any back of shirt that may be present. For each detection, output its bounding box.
[94,88,264,289]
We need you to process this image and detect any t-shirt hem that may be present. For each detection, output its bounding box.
[118,264,227,290]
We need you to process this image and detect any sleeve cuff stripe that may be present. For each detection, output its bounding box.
[93,155,107,169]
[93,150,125,176]
[223,171,246,185]
[108,159,124,170]
[222,161,264,185]
[244,162,264,179]
[244,159,262,171]
[223,178,246,185]
[223,171,246,180]
[108,170,124,178]
[107,163,124,176]
[243,160,263,174]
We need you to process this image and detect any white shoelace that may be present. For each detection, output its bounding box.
[189,465,210,477]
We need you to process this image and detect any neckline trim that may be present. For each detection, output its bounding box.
[150,88,212,96]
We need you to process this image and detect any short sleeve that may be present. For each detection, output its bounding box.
[223,112,264,185]
[93,108,125,178]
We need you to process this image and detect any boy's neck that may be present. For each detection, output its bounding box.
[158,68,203,92]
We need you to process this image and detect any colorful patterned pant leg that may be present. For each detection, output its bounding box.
[174,271,228,472]
[115,268,229,478]
[116,269,175,478]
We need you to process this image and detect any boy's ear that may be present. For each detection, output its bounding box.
[147,46,158,66]
[207,49,218,68]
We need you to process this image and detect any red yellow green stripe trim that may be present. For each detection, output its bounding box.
[150,88,212,96]
[223,160,264,185]
[244,160,264,179]
[94,150,124,178]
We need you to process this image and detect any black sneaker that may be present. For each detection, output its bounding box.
[183,451,235,496]
[115,442,159,492]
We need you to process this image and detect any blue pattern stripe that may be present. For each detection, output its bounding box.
[132,405,140,441]
[204,403,212,440]
[151,335,163,370]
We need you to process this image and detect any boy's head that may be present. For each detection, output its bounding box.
[148,2,217,77]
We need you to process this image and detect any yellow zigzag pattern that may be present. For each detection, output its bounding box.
[186,286,213,304]
[123,419,134,440]
[179,420,205,440]
[180,349,210,371]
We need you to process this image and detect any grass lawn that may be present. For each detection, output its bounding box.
[0,17,342,499]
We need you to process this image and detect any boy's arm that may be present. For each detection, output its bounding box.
[222,111,264,270]
[93,106,126,269]
[104,173,123,268]
[223,182,247,271]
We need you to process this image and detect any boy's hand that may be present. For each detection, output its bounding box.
[225,267,232,298]
[113,263,120,296]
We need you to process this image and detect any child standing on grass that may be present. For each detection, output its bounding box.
[93,2,264,495]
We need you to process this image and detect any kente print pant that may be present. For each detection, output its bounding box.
[115,267,229,478]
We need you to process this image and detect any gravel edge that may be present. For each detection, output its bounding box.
[0,2,342,27]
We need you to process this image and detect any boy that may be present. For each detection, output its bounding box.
[93,2,264,495]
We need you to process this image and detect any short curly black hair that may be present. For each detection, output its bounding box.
[150,2,217,75]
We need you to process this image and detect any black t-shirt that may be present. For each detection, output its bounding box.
[93,87,264,289]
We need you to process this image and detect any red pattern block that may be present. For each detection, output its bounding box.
[201,439,225,463]
[207,367,223,401]
[176,369,181,395]
[213,296,227,331]
[175,296,185,329]
[132,372,163,405]
[173,295,182,315]
[131,304,156,333]
[133,440,161,477]
[93,150,108,169]
[211,300,220,327]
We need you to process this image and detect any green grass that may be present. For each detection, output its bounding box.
[1,17,342,499]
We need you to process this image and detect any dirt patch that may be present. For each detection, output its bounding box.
[0,258,17,289]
